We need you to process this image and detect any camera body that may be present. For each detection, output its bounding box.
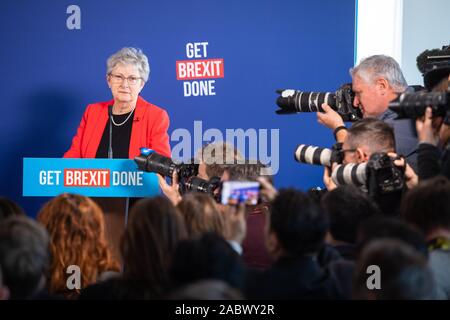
[276,83,362,122]
[366,153,405,196]
[134,148,220,197]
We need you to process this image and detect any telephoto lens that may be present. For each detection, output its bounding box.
[179,176,222,203]
[134,148,177,177]
[389,90,449,119]
[294,143,343,167]
[276,89,336,114]
[331,153,405,196]
[134,148,198,179]
[275,84,361,121]
[331,162,367,188]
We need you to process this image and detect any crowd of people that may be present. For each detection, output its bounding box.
[1,45,450,300]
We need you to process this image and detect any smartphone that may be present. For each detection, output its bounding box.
[221,181,260,205]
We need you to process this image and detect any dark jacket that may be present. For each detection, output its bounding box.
[245,255,345,300]
[418,143,450,181]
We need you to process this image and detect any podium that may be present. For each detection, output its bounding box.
[23,158,160,263]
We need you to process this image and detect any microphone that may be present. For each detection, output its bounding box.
[108,105,113,159]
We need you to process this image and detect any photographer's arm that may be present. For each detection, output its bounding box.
[257,176,278,202]
[317,103,348,143]
[157,171,182,206]
[219,203,247,249]
[323,165,337,191]
[416,107,443,180]
[389,153,419,189]
[416,107,440,146]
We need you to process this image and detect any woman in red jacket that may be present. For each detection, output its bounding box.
[64,47,171,159]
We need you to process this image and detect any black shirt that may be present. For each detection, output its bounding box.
[96,110,134,159]
[418,143,450,181]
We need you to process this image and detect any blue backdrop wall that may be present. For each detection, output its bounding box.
[0,0,356,217]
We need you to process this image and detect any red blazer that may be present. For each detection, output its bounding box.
[64,96,171,159]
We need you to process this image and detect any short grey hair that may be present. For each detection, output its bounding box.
[350,55,408,93]
[107,47,150,82]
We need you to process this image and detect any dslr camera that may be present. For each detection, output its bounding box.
[389,90,450,123]
[390,44,450,122]
[134,148,221,197]
[275,83,362,121]
[331,153,405,197]
[294,143,405,196]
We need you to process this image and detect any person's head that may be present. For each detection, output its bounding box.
[0,216,49,299]
[416,44,450,91]
[106,47,149,105]
[401,176,450,240]
[177,193,225,238]
[342,118,396,164]
[121,196,186,297]
[0,197,25,221]
[37,193,118,298]
[353,239,434,300]
[267,189,328,259]
[170,233,244,290]
[356,216,429,259]
[196,142,243,180]
[351,55,407,118]
[321,185,381,244]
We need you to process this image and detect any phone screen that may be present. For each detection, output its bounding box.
[221,181,260,205]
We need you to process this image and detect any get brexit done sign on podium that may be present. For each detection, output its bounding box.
[23,158,159,197]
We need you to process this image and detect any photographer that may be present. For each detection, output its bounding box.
[157,142,243,206]
[317,55,418,170]
[414,46,450,181]
[223,161,274,270]
[154,142,250,258]
[323,118,418,192]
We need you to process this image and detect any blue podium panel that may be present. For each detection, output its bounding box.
[23,158,159,198]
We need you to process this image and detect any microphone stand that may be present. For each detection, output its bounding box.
[109,106,131,228]
[109,105,131,272]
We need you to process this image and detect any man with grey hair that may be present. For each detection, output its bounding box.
[317,55,418,169]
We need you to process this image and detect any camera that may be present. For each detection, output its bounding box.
[134,148,199,179]
[275,83,362,121]
[388,90,450,122]
[294,143,344,166]
[180,176,221,198]
[331,152,405,196]
[135,148,221,197]
[416,44,450,90]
